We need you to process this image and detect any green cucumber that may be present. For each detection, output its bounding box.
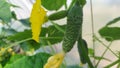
[62,1,83,53]
[77,38,94,68]
[48,10,68,20]
[77,39,88,64]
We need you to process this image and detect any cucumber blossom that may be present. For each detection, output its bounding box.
[62,1,83,53]
[48,10,68,21]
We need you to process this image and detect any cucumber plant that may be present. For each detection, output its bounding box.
[2,0,118,68]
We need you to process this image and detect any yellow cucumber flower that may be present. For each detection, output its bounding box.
[7,48,13,53]
[0,48,5,56]
[44,52,65,68]
[30,0,46,42]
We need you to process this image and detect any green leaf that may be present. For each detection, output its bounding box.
[0,64,2,68]
[0,0,12,23]
[42,24,65,45]
[8,24,65,50]
[7,30,40,50]
[41,0,66,10]
[8,25,65,45]
[7,30,32,41]
[0,39,6,47]
[4,53,51,68]
[2,28,17,36]
[99,27,120,41]
[0,54,11,67]
[88,48,94,56]
[20,40,41,51]
[106,17,120,26]
[7,55,24,64]
[19,18,30,27]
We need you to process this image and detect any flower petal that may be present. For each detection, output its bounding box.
[44,52,65,68]
[30,0,46,42]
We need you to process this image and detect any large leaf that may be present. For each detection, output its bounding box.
[41,24,66,45]
[0,39,6,47]
[7,30,41,50]
[6,55,24,64]
[8,24,65,50]
[41,0,66,10]
[106,17,120,26]
[7,30,32,41]
[8,25,65,45]
[0,0,12,23]
[99,27,120,41]
[4,53,51,68]
[20,41,40,51]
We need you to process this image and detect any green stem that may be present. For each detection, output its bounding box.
[104,59,120,68]
[68,0,76,10]
[51,21,65,33]
[82,45,94,68]
[0,36,61,53]
[0,38,32,54]
[90,0,96,65]
[95,41,112,67]
[41,37,63,39]
[94,36,118,57]
[5,38,32,50]
[117,52,120,68]
[117,63,120,68]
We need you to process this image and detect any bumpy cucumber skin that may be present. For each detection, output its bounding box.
[48,10,68,20]
[77,39,88,64]
[62,2,83,53]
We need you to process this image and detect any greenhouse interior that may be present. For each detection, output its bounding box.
[0,0,120,68]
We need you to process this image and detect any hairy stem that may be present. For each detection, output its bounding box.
[95,41,112,67]
[94,35,118,57]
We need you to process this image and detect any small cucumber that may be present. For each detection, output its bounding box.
[77,39,88,64]
[77,38,94,68]
[48,10,68,21]
[62,1,83,53]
